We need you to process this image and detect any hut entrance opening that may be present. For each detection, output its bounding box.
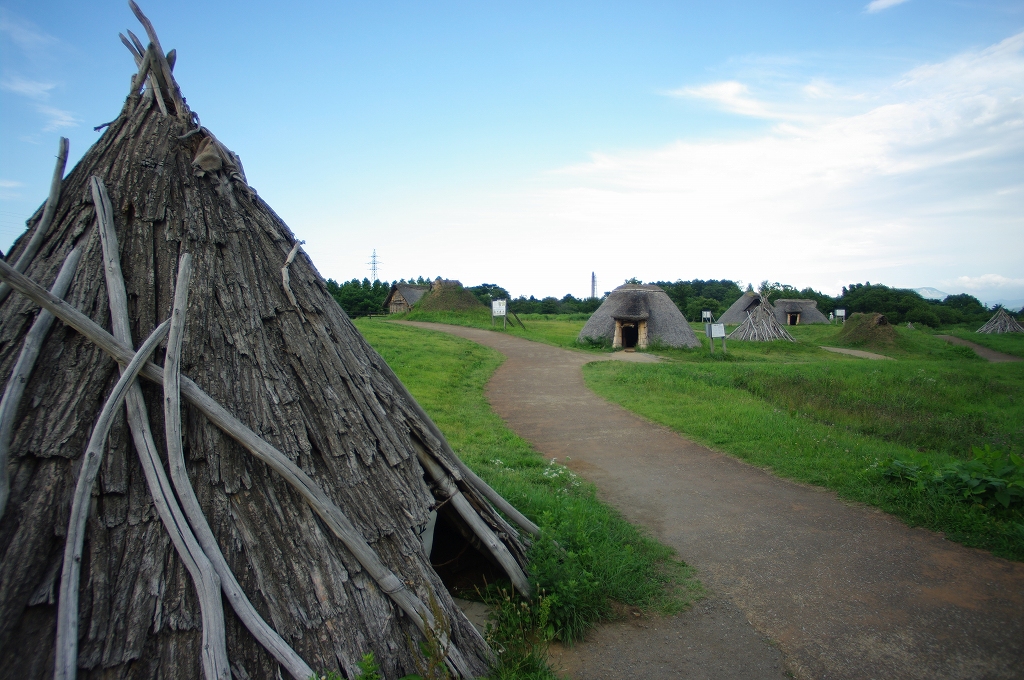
[787,312,800,326]
[429,510,509,594]
[612,319,647,349]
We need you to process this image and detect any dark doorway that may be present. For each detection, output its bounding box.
[787,313,799,326]
[622,323,639,348]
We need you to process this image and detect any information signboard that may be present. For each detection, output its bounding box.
[492,300,507,316]
[701,310,713,322]
[710,323,726,338]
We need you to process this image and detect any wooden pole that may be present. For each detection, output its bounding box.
[0,248,81,520]
[54,320,170,680]
[0,137,69,307]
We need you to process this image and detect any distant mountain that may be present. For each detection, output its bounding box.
[914,287,948,300]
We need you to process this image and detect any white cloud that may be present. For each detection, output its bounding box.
[36,105,78,131]
[667,80,776,118]
[866,0,910,13]
[946,274,1024,290]
[0,75,55,99]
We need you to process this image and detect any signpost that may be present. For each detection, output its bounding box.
[701,310,713,323]
[492,299,507,329]
[835,309,846,324]
[706,322,727,354]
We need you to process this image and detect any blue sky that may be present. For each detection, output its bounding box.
[2,1,1023,305]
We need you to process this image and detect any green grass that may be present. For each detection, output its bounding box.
[353,319,702,655]
[397,309,602,352]
[582,348,1024,560]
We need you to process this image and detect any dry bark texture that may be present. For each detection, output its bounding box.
[0,68,525,678]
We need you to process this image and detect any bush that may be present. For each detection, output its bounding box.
[877,446,1024,510]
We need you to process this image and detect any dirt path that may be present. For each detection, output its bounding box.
[397,322,1024,679]
[935,335,1023,363]
[819,346,894,360]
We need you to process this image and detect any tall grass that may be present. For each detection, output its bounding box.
[396,309,601,351]
[354,319,702,647]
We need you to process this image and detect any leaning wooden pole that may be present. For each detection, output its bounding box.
[54,321,169,680]
[0,137,69,307]
[0,248,81,519]
[161,255,314,680]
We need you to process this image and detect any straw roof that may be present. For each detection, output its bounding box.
[0,6,531,678]
[578,284,700,348]
[718,291,760,324]
[772,299,829,325]
[384,282,429,309]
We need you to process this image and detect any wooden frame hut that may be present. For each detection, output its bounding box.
[0,6,533,678]
[977,308,1024,334]
[384,282,429,314]
[578,284,700,349]
[727,295,795,342]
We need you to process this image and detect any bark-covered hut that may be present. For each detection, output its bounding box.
[0,5,534,679]
[577,284,700,349]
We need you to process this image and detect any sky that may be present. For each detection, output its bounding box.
[2,1,1023,306]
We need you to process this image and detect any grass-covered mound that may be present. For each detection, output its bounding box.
[837,312,897,348]
[415,281,487,312]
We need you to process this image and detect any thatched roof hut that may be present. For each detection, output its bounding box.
[977,308,1024,334]
[772,299,828,326]
[384,282,429,314]
[718,291,760,324]
[0,6,533,678]
[578,284,699,349]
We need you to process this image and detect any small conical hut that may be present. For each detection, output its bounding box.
[977,308,1024,334]
[578,284,700,349]
[0,6,534,679]
[727,295,795,342]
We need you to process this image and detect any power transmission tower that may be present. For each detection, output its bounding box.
[591,272,596,299]
[368,249,381,282]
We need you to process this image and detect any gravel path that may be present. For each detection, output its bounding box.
[935,335,1023,363]
[397,322,1024,680]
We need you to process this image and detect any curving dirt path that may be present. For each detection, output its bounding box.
[819,346,894,360]
[935,335,1023,363]
[397,322,1024,679]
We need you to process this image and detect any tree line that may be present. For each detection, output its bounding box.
[326,275,1019,328]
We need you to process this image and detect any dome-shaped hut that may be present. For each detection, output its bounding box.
[0,5,533,678]
[578,284,700,349]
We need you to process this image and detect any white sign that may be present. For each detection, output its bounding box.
[491,300,507,316]
[835,309,846,318]
[701,310,713,322]
[710,323,726,338]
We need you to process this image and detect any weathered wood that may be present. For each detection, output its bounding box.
[119,33,143,64]
[127,29,146,59]
[0,137,69,307]
[163,256,314,679]
[54,320,169,680]
[130,44,152,96]
[129,2,186,115]
[415,443,532,597]
[280,241,303,314]
[0,53,520,675]
[0,247,81,520]
[978,309,1024,334]
[144,46,170,117]
[0,258,464,671]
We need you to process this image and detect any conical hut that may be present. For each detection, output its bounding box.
[578,283,700,349]
[727,295,795,342]
[977,308,1024,334]
[0,5,534,679]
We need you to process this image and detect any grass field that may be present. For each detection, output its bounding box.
[944,327,1024,358]
[584,331,1024,560]
[353,318,701,672]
